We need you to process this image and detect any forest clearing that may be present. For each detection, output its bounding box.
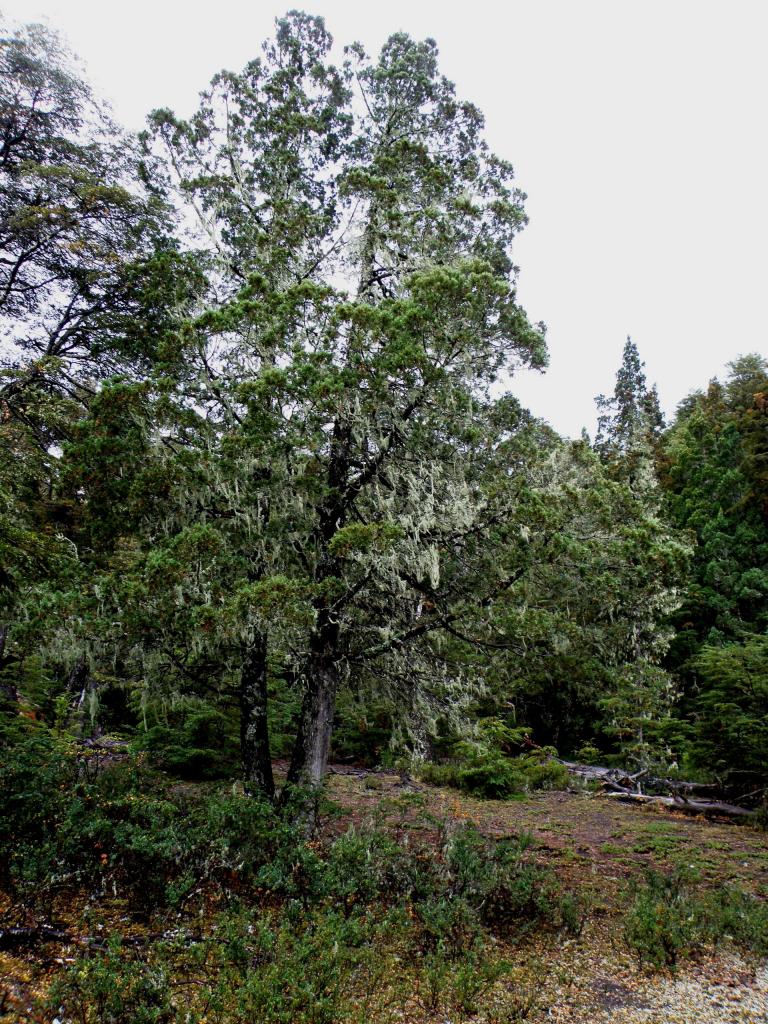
[1,760,767,1023]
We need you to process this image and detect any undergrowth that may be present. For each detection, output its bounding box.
[624,866,768,969]
[1,727,580,1021]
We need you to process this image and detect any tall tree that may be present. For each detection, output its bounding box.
[0,17,193,427]
[663,354,768,658]
[476,428,688,763]
[595,337,664,490]
[0,16,195,721]
[78,13,548,806]
[585,338,686,763]
[662,354,768,797]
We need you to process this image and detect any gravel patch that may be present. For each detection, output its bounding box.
[541,944,768,1023]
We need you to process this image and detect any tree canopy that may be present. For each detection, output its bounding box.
[1,12,765,813]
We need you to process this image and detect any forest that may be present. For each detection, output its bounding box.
[1,12,767,1024]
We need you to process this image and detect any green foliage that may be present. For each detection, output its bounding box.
[329,695,394,767]
[133,696,239,779]
[0,726,75,888]
[689,637,768,798]
[624,868,768,969]
[419,719,569,798]
[475,424,689,760]
[1,6,762,840]
[0,17,193,373]
[99,10,551,796]
[49,939,175,1024]
[595,336,665,486]
[697,885,768,955]
[598,661,682,772]
[664,356,768,652]
[0,729,297,905]
[623,868,699,969]
[41,803,569,1022]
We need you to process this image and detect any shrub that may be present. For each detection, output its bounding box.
[624,869,768,969]
[623,869,697,968]
[0,728,76,890]
[133,696,238,779]
[417,720,569,799]
[698,886,768,955]
[48,940,175,1024]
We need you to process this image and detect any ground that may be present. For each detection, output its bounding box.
[1,769,766,1023]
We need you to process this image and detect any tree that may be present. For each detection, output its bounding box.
[661,354,768,792]
[0,17,194,429]
[663,355,768,658]
[691,637,768,800]
[72,13,547,807]
[0,16,198,728]
[595,337,664,490]
[580,338,687,763]
[474,429,688,762]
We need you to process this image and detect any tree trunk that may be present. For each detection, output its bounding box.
[239,632,275,800]
[286,650,339,793]
[284,418,347,818]
[65,657,97,738]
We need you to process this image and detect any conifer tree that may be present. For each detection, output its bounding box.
[588,338,685,765]
[80,13,549,804]
[595,337,664,490]
[0,16,196,721]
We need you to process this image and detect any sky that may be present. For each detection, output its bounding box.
[4,0,767,437]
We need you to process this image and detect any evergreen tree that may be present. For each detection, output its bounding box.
[0,16,196,724]
[62,14,547,805]
[595,337,664,490]
[586,338,686,763]
[662,354,768,797]
[663,355,768,656]
[690,637,768,798]
[478,429,688,763]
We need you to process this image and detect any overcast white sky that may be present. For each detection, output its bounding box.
[4,0,767,437]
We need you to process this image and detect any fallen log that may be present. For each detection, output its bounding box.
[560,759,756,818]
[603,791,754,819]
[0,926,70,950]
[562,761,730,798]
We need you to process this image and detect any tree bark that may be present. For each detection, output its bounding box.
[286,646,339,794]
[239,632,275,800]
[65,657,98,738]
[284,417,347,819]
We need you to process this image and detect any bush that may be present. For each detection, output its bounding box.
[231,912,385,1024]
[624,869,768,969]
[133,696,238,779]
[416,718,569,799]
[0,728,76,890]
[418,746,569,799]
[623,869,698,968]
[698,886,768,955]
[49,939,175,1024]
[0,728,306,907]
